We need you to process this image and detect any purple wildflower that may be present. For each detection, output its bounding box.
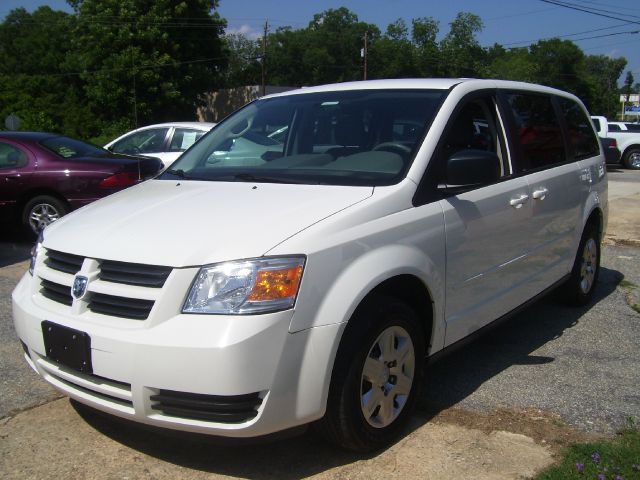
[575,462,584,473]
[614,475,624,480]
[597,474,605,480]
[592,451,601,463]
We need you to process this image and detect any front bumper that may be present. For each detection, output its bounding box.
[12,272,343,437]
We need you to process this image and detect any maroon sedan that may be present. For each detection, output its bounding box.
[0,132,163,234]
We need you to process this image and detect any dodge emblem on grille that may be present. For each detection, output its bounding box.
[72,275,88,300]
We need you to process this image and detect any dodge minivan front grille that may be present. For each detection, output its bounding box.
[40,279,73,306]
[99,260,171,288]
[40,250,173,321]
[88,293,154,320]
[150,390,263,423]
[45,249,84,274]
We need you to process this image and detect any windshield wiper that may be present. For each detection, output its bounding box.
[163,168,213,181]
[165,168,188,178]
[231,173,309,184]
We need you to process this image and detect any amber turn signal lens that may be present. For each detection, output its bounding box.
[248,266,303,301]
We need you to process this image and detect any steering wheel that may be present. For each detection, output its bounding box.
[372,142,412,155]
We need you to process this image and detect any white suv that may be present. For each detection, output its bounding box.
[13,79,607,452]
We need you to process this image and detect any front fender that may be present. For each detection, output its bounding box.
[290,243,446,351]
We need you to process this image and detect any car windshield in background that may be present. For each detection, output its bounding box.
[161,89,446,186]
[40,136,106,159]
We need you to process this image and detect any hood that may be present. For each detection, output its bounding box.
[44,179,373,267]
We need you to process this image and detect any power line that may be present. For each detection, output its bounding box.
[572,30,639,41]
[502,22,635,46]
[538,0,640,25]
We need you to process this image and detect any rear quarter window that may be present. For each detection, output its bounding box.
[558,97,600,160]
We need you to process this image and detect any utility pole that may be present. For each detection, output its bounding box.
[362,31,368,80]
[261,20,268,96]
[131,49,138,127]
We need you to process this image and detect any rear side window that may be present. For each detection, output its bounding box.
[0,142,28,169]
[505,93,566,171]
[608,124,621,132]
[558,98,600,160]
[112,128,169,155]
[169,128,207,152]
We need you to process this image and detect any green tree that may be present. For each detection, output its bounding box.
[266,8,379,86]
[528,39,590,99]
[368,19,418,79]
[222,32,261,87]
[439,12,484,77]
[67,0,227,132]
[0,7,90,135]
[411,17,440,77]
[482,44,536,81]
[623,70,635,99]
[583,55,626,117]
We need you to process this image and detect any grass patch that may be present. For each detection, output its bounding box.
[619,279,638,289]
[534,427,640,479]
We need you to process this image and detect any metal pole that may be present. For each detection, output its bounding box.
[363,31,368,81]
[261,20,268,96]
[131,50,138,127]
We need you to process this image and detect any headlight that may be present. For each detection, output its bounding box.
[28,230,44,275]
[183,256,305,314]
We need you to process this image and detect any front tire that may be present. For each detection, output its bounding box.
[22,195,68,235]
[562,224,600,306]
[317,296,425,452]
[623,148,640,170]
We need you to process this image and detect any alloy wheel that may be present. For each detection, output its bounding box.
[360,325,415,428]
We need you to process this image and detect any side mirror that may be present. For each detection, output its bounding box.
[440,149,501,194]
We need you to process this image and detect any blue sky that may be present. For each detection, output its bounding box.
[3,0,639,85]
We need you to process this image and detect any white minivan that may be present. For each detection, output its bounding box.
[13,79,607,452]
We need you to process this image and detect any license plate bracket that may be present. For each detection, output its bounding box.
[42,321,93,374]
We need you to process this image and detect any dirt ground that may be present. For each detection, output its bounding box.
[0,398,584,480]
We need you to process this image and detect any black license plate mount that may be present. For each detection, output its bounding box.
[41,320,93,374]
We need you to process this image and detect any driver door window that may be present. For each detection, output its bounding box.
[440,97,510,180]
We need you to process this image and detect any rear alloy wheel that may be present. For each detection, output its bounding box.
[316,296,424,452]
[623,148,640,170]
[562,224,600,306]
[23,195,68,235]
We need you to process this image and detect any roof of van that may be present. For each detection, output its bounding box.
[263,78,572,99]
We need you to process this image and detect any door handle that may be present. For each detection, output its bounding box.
[532,188,548,200]
[509,194,529,208]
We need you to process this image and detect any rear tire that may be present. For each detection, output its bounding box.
[316,296,425,452]
[22,195,68,235]
[623,148,640,170]
[562,224,600,306]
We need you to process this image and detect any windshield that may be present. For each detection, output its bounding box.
[40,136,106,159]
[161,89,446,186]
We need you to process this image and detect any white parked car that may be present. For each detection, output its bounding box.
[606,121,640,132]
[104,122,216,169]
[591,116,640,169]
[14,79,607,452]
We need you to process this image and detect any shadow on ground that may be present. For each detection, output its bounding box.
[67,266,623,478]
[0,226,32,268]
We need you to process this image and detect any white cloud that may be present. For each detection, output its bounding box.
[226,24,261,40]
